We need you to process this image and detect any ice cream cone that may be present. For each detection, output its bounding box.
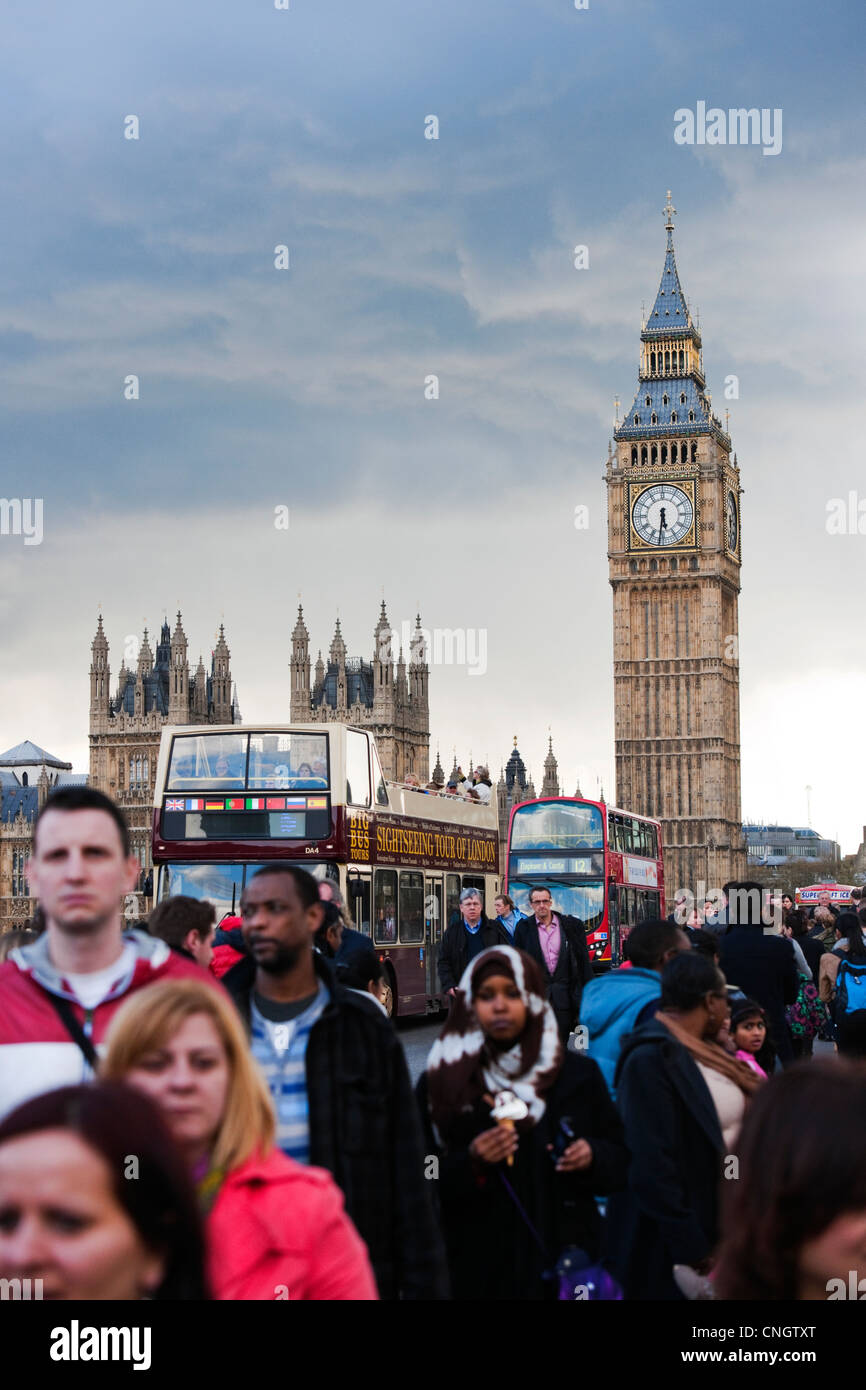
[491,1090,528,1165]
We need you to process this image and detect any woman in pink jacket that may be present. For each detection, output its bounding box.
[102,978,377,1300]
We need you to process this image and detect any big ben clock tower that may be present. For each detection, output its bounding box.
[606,193,746,898]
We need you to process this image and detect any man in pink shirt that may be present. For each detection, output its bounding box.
[514,887,594,1041]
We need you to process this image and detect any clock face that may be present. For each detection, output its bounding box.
[726,490,738,552]
[631,483,694,547]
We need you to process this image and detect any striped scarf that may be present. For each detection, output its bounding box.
[426,945,563,1144]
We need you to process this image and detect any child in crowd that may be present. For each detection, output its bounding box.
[730,998,774,1079]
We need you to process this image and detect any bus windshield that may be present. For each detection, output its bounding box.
[167,731,329,791]
[508,878,605,931]
[510,800,604,851]
[157,860,340,920]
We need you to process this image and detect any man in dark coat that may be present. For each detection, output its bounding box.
[718,880,799,1066]
[437,888,509,995]
[224,862,448,1300]
[604,952,728,1300]
[514,886,594,1040]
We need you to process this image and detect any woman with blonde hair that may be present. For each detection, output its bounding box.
[103,978,377,1300]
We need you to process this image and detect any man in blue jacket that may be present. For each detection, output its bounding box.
[579,919,690,1097]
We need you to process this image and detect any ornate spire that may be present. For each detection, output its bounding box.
[663,188,676,248]
[541,734,560,799]
[409,613,426,666]
[329,617,347,666]
[137,627,154,676]
[614,194,733,452]
[292,603,308,642]
[432,747,444,783]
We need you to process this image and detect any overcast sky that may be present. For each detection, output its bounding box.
[1,0,864,854]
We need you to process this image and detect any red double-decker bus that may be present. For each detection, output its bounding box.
[151,723,500,1016]
[504,797,665,967]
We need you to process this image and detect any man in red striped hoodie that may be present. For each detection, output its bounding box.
[0,786,217,1118]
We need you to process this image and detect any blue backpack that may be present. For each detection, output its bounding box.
[836,958,866,1015]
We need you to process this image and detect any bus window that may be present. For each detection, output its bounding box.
[348,875,371,936]
[374,869,398,945]
[346,730,371,808]
[370,740,390,808]
[462,875,485,912]
[510,801,603,851]
[158,862,244,921]
[399,871,424,944]
[168,734,248,790]
[248,733,329,790]
[637,889,661,922]
[446,873,460,928]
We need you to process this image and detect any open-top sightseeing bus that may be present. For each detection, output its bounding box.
[151,723,500,1016]
[504,796,665,967]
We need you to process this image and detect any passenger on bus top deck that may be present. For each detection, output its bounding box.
[214,752,244,781]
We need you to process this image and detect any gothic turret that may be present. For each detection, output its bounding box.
[541,735,560,799]
[191,656,208,719]
[211,625,232,722]
[372,601,393,716]
[290,604,311,718]
[168,612,189,722]
[408,613,428,705]
[89,616,110,720]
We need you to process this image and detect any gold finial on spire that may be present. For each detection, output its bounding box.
[725,408,730,433]
[614,395,620,425]
[663,189,676,231]
[513,734,518,748]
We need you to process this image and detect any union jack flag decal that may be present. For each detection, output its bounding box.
[165,798,185,812]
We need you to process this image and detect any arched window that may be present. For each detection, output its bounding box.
[679,350,685,372]
[670,411,677,423]
[681,439,687,457]
[634,414,639,425]
[671,443,678,464]
[690,442,697,462]
[651,413,657,425]
[664,351,670,372]
[629,560,638,574]
[21,772,28,787]
[680,392,686,405]
[662,393,669,406]
[645,396,651,407]
[670,558,678,572]
[661,443,668,465]
[650,352,656,373]
[631,447,638,465]
[651,444,658,465]
[688,410,695,422]
[641,445,648,465]
[650,558,658,572]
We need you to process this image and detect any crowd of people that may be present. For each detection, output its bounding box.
[0,781,864,1301]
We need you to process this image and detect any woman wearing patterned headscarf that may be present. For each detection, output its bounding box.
[417,945,629,1300]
